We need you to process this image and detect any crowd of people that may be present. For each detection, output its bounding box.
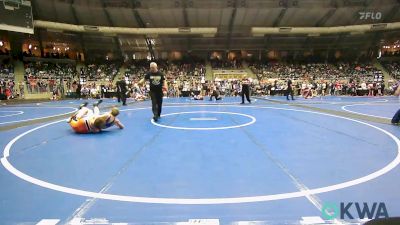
[247,62,386,97]
[2,57,400,101]
[20,60,398,101]
[210,58,243,69]
[80,63,121,82]
[382,50,400,57]
[383,61,400,80]
[0,61,14,80]
[66,80,133,101]
[248,79,385,98]
[23,50,71,59]
[24,62,77,95]
[124,60,206,99]
[0,60,18,100]
[249,62,383,83]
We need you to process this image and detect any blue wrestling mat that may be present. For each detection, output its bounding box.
[0,96,399,225]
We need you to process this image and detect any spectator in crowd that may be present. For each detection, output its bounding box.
[241,78,251,104]
[286,79,294,100]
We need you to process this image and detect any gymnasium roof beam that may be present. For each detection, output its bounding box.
[101,0,123,59]
[70,0,80,26]
[182,0,192,52]
[51,0,59,22]
[382,2,400,23]
[273,8,287,27]
[70,0,88,58]
[315,0,338,27]
[31,0,44,57]
[226,0,238,51]
[131,3,155,60]
[182,0,190,27]
[365,1,400,55]
[264,3,288,52]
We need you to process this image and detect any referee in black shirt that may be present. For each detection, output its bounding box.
[116,77,128,106]
[139,62,168,122]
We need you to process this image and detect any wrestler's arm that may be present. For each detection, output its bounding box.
[114,118,124,129]
[92,128,101,133]
[395,85,400,96]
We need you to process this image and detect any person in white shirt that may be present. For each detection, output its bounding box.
[361,82,367,90]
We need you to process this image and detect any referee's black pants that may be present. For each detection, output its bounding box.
[241,88,251,103]
[150,91,163,117]
[119,92,127,105]
[286,88,294,100]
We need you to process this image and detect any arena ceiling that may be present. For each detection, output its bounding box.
[30,0,400,54]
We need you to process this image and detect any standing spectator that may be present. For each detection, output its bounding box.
[76,83,82,99]
[100,84,106,98]
[368,82,374,96]
[377,82,382,96]
[241,78,251,104]
[8,80,14,93]
[19,82,24,99]
[321,82,327,96]
[286,79,294,100]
